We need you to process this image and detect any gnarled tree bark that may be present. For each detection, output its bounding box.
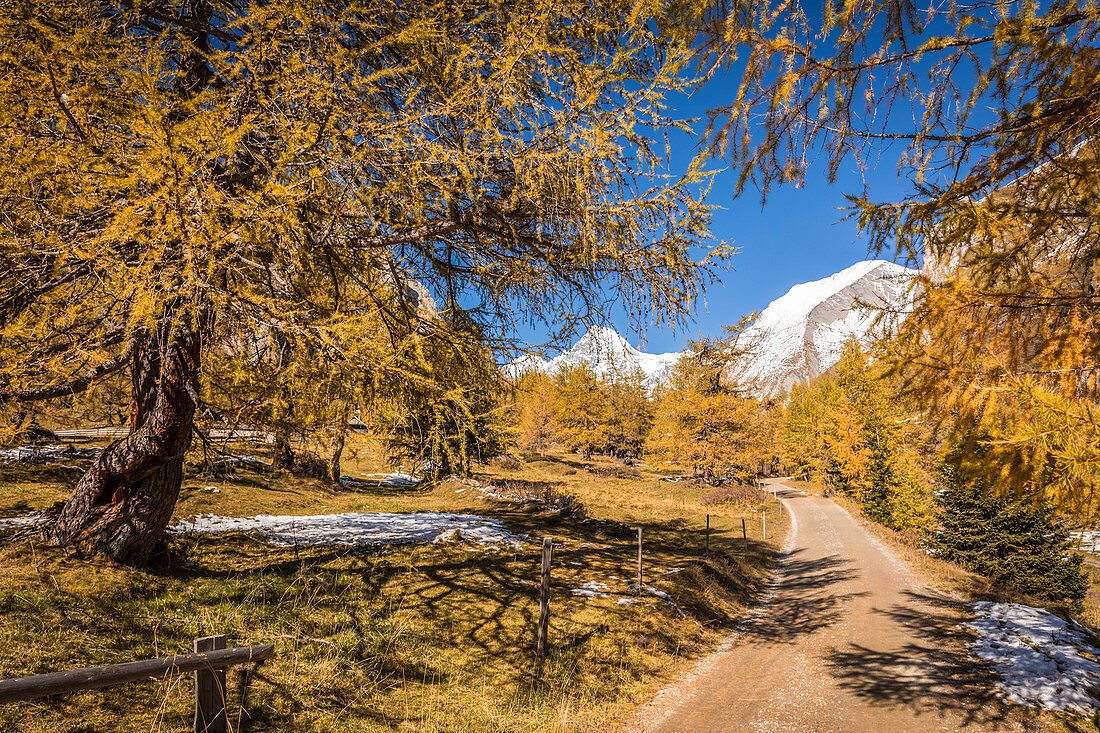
[42,313,201,563]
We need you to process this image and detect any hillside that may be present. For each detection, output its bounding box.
[732,260,919,398]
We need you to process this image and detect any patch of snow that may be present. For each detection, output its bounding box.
[214,455,271,469]
[1071,530,1100,553]
[571,580,611,598]
[0,445,99,463]
[339,472,421,488]
[0,513,43,530]
[169,512,524,549]
[968,601,1100,715]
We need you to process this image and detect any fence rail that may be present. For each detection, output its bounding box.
[0,637,273,733]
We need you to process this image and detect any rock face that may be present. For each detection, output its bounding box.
[732,260,919,398]
[505,326,681,389]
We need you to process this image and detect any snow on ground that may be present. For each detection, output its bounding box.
[1070,530,1100,552]
[968,601,1100,715]
[0,445,99,463]
[339,473,421,488]
[214,455,271,469]
[0,513,43,531]
[570,577,684,614]
[169,512,524,549]
[571,580,611,598]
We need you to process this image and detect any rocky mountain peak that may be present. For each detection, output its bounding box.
[732,260,919,398]
[504,326,681,389]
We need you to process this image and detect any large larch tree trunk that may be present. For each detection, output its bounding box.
[43,314,201,563]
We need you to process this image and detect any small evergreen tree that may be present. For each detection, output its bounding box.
[929,471,1088,610]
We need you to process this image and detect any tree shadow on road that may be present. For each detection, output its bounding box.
[736,550,867,645]
[824,590,1048,730]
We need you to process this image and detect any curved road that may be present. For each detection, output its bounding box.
[640,480,1054,732]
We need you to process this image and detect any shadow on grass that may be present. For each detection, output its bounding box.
[0,485,787,731]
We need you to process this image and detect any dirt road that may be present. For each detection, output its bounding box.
[638,480,1053,732]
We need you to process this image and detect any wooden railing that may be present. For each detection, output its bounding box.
[0,635,273,733]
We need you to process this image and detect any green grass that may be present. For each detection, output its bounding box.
[0,447,786,732]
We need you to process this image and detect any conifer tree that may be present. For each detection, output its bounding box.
[605,365,654,458]
[930,469,1088,609]
[0,0,720,561]
[377,322,510,476]
[649,335,767,482]
[513,371,558,457]
[782,342,933,529]
[782,380,836,482]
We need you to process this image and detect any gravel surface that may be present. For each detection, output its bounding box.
[634,480,1057,732]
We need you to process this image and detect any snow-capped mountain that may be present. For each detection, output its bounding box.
[505,326,682,389]
[732,260,919,398]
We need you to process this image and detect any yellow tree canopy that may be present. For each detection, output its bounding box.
[0,0,726,561]
[0,0,722,412]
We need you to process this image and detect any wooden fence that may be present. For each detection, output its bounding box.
[0,635,273,733]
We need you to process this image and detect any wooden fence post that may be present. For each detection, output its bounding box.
[742,518,748,552]
[537,538,553,658]
[637,528,643,592]
[705,514,710,556]
[762,510,766,540]
[193,635,227,733]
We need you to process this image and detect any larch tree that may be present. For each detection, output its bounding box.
[649,334,766,481]
[375,319,511,476]
[0,0,722,562]
[604,364,653,457]
[552,364,613,458]
[513,370,558,457]
[703,0,1100,515]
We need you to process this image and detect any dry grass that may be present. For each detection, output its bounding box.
[699,484,762,506]
[0,446,787,732]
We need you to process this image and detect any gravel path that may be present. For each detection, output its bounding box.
[635,480,1056,732]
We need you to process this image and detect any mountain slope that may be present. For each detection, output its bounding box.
[733,260,919,398]
[505,326,681,388]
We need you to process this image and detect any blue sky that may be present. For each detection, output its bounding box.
[637,78,915,354]
[517,73,916,357]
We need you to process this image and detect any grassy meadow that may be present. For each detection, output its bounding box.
[0,440,786,732]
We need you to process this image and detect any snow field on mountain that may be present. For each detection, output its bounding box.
[505,325,681,388]
[503,261,919,399]
[733,260,919,396]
